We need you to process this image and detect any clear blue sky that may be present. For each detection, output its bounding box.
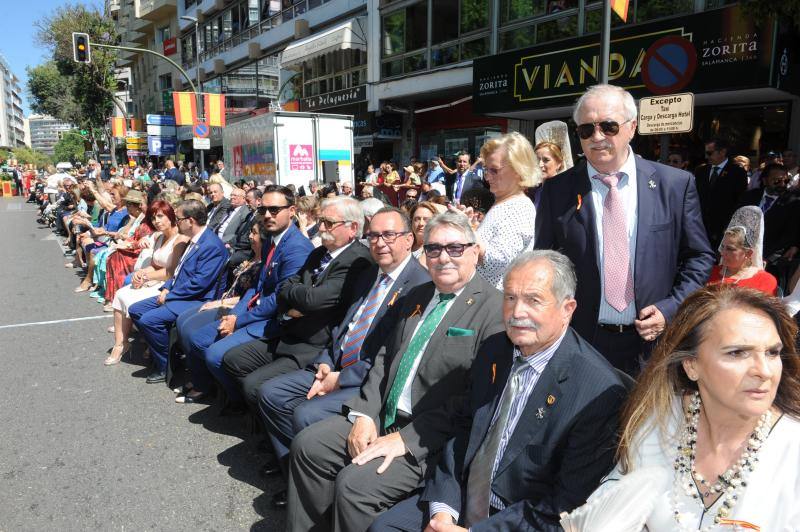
[3,0,102,116]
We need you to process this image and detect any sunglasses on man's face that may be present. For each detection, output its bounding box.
[258,205,290,216]
[576,119,631,140]
[423,242,475,258]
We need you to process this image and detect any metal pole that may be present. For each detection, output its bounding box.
[91,42,198,95]
[194,21,205,175]
[599,0,612,84]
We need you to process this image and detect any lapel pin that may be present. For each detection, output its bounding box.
[546,394,556,406]
[576,194,582,211]
[491,363,496,384]
[648,179,657,189]
[388,290,400,307]
[536,407,545,420]
[466,298,474,306]
[409,304,422,318]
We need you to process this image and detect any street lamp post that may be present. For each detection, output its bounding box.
[180,15,205,175]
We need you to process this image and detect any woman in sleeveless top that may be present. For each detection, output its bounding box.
[104,202,188,366]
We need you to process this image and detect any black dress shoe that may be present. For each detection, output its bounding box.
[271,489,287,509]
[257,439,277,458]
[145,371,166,384]
[260,456,282,477]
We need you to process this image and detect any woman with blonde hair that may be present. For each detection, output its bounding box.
[563,284,800,531]
[472,131,539,289]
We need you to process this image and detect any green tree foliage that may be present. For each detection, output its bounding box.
[11,147,52,169]
[742,0,800,30]
[53,131,86,165]
[27,61,81,124]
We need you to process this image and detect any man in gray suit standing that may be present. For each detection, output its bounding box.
[286,211,505,532]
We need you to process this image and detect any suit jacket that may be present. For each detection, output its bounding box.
[217,205,250,244]
[695,159,748,246]
[420,329,627,531]
[275,240,374,366]
[739,188,800,258]
[207,198,232,232]
[312,258,431,389]
[231,224,314,337]
[229,208,258,252]
[445,170,485,201]
[162,228,228,313]
[345,274,505,466]
[535,157,715,339]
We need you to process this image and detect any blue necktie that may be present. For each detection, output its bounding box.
[339,274,391,368]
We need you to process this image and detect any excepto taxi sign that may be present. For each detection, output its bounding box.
[638,92,694,135]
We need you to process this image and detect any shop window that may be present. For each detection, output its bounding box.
[500,26,536,51]
[382,10,405,57]
[636,0,692,22]
[404,52,428,73]
[406,3,428,52]
[431,44,460,67]
[537,14,577,42]
[461,0,490,33]
[501,0,546,24]
[432,3,460,44]
[462,36,489,60]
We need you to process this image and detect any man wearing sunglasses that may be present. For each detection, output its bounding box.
[221,196,374,412]
[286,210,505,532]
[256,207,430,508]
[695,137,748,248]
[536,84,714,376]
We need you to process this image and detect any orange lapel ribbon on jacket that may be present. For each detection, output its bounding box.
[491,363,496,384]
[409,304,422,318]
[387,290,400,307]
[576,194,582,211]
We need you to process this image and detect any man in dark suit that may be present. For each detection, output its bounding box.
[535,84,714,376]
[215,187,251,245]
[372,250,626,531]
[285,210,505,532]
[163,159,184,186]
[176,186,314,405]
[444,153,485,204]
[226,188,262,271]
[129,199,229,384]
[257,207,430,507]
[221,196,374,410]
[695,137,748,247]
[206,183,231,232]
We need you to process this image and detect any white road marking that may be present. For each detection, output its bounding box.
[0,315,112,330]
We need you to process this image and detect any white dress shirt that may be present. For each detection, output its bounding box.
[587,148,638,325]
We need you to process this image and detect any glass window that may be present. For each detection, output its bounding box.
[432,2,459,44]
[501,0,545,24]
[537,14,577,42]
[248,0,259,26]
[232,5,241,34]
[461,36,489,59]
[637,0,692,22]
[158,74,173,91]
[404,52,427,73]
[382,10,405,57]
[405,3,428,52]
[431,44,459,67]
[382,60,403,78]
[584,7,628,33]
[222,10,233,41]
[546,0,577,14]
[500,26,536,51]
[158,26,171,42]
[461,0,489,33]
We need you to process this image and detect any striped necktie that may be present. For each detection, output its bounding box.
[593,172,633,312]
[339,274,391,368]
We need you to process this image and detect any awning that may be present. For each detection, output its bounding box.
[281,17,367,68]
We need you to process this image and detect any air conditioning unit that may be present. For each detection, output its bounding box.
[214,59,225,75]
[294,19,310,39]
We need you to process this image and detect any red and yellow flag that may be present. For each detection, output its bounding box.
[611,0,629,22]
[129,117,143,131]
[172,92,198,126]
[110,117,127,138]
[204,93,226,127]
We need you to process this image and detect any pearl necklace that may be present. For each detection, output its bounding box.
[670,392,772,531]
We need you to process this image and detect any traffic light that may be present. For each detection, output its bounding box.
[72,32,91,64]
[57,131,63,140]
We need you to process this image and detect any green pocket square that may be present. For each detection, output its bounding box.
[447,327,475,337]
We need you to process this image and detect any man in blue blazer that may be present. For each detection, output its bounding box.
[371,250,626,532]
[129,199,229,384]
[256,207,430,507]
[176,186,314,405]
[444,153,485,205]
[535,84,714,375]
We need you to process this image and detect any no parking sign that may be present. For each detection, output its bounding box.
[642,36,697,95]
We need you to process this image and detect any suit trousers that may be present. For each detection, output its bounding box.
[367,493,426,531]
[287,414,424,532]
[591,327,645,377]
[221,338,300,407]
[258,368,359,462]
[130,298,203,372]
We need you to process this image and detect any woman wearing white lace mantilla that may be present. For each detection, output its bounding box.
[562,284,800,532]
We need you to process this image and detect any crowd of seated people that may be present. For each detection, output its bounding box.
[33,84,800,532]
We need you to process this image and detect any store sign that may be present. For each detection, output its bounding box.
[149,136,178,155]
[373,113,402,139]
[146,114,175,126]
[289,144,314,171]
[299,85,366,112]
[638,93,694,135]
[163,38,177,56]
[473,5,775,113]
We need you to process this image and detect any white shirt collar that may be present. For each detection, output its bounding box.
[327,240,355,261]
[715,158,729,171]
[270,225,290,248]
[381,254,413,282]
[586,147,637,182]
[432,272,475,299]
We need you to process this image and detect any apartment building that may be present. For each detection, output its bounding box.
[0,55,26,149]
[28,115,74,156]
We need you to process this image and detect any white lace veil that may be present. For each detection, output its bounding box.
[721,206,765,270]
[534,120,574,172]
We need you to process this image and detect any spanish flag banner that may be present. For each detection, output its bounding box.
[173,92,197,126]
[110,117,127,138]
[128,118,143,131]
[204,93,226,127]
[611,0,629,22]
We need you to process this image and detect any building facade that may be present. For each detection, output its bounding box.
[0,55,26,150]
[28,115,74,156]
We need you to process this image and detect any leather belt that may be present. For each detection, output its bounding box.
[597,323,636,333]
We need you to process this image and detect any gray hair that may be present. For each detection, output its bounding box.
[572,84,638,124]
[360,197,385,218]
[505,250,577,302]
[321,196,365,235]
[423,210,476,245]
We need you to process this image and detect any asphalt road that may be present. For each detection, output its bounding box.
[0,197,285,531]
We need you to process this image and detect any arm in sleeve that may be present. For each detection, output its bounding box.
[166,246,227,300]
[279,255,373,314]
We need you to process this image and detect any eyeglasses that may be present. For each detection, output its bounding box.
[423,242,475,258]
[176,216,190,223]
[704,150,716,156]
[318,218,349,229]
[258,205,290,216]
[485,166,506,176]
[366,231,409,243]
[576,119,632,140]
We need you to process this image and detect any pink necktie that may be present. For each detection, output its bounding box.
[595,173,634,312]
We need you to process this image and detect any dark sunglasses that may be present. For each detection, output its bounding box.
[365,231,409,243]
[576,119,632,140]
[423,242,475,258]
[258,205,290,216]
